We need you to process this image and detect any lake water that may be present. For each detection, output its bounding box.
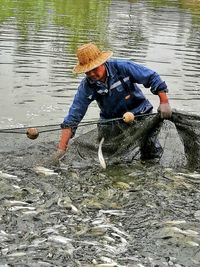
[0,0,200,130]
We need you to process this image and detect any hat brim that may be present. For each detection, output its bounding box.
[73,51,113,74]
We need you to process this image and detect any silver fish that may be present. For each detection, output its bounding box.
[99,209,126,216]
[7,252,27,257]
[48,235,75,256]
[186,241,199,247]
[98,137,106,169]
[0,170,20,181]
[34,166,58,176]
[177,172,200,179]
[8,206,35,212]
[5,200,30,206]
[48,235,72,245]
[93,264,120,267]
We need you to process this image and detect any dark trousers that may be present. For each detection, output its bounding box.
[139,121,163,160]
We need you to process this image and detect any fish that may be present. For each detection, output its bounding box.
[48,235,75,255]
[163,220,186,225]
[0,230,16,242]
[99,209,126,216]
[8,206,36,212]
[48,235,72,245]
[34,166,58,176]
[98,137,106,169]
[4,200,30,206]
[7,252,27,257]
[162,226,199,237]
[0,170,20,181]
[0,171,18,178]
[186,241,199,247]
[93,264,120,267]
[57,196,79,213]
[177,172,200,179]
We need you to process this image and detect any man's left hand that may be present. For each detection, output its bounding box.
[158,103,172,119]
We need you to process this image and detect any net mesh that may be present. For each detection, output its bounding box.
[171,110,200,170]
[63,110,200,171]
[0,110,200,171]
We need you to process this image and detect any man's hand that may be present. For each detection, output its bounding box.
[158,91,172,119]
[158,103,172,119]
[49,128,72,165]
[51,149,66,164]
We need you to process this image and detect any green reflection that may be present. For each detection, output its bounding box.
[50,0,111,50]
[0,0,48,40]
[0,0,199,45]
[179,0,200,24]
[0,0,111,47]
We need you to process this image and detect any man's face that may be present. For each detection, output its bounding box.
[85,64,106,82]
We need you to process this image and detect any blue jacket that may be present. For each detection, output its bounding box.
[62,59,167,130]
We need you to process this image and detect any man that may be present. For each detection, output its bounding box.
[53,42,172,162]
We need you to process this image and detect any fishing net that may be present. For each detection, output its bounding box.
[63,109,200,171]
[171,110,200,170]
[0,110,200,171]
[67,114,160,160]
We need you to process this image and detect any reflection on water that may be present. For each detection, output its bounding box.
[0,0,199,129]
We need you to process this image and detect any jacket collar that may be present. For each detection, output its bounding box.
[105,60,118,78]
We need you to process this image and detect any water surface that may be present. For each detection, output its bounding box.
[0,0,199,129]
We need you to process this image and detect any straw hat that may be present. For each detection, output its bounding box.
[73,43,113,74]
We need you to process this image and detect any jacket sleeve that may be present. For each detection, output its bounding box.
[61,81,93,135]
[124,61,168,95]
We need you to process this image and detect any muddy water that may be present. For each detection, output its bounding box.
[1,138,200,267]
[0,0,200,266]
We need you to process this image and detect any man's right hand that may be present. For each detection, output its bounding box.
[51,128,72,165]
[51,149,66,164]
